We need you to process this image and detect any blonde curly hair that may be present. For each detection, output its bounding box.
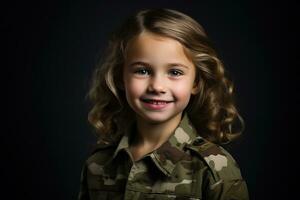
[86,8,245,144]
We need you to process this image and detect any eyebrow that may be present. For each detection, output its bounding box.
[128,61,190,69]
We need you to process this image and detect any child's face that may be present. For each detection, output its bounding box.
[123,31,198,124]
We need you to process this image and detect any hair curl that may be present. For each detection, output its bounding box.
[86,9,245,144]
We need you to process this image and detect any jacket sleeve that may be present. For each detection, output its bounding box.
[78,163,90,200]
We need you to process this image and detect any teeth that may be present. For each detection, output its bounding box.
[148,101,166,105]
[143,99,168,104]
[151,101,166,105]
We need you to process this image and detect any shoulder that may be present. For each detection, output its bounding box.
[85,139,117,166]
[185,137,249,199]
[78,140,119,199]
[185,137,243,182]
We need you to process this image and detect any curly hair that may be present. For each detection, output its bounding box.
[86,8,245,144]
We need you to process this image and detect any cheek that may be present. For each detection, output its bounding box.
[173,81,192,106]
[173,80,194,100]
[124,78,145,98]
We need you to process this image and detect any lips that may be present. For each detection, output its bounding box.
[140,98,173,110]
[141,98,174,104]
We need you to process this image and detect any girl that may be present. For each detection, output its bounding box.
[78,8,249,200]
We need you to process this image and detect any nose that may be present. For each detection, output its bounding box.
[147,74,166,94]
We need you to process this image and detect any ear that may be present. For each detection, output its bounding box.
[191,81,200,95]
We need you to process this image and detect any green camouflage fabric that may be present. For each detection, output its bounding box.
[78,113,249,200]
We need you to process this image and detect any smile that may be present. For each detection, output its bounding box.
[140,99,174,110]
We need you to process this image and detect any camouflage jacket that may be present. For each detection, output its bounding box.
[78,113,249,200]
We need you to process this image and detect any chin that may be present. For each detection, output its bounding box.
[137,111,181,124]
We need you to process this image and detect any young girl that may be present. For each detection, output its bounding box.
[78,9,249,200]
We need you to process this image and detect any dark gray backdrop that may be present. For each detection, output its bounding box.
[3,0,296,199]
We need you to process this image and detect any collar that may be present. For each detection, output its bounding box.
[104,112,200,176]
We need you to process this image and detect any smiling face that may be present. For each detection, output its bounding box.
[123,31,199,124]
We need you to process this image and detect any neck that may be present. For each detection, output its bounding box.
[133,113,183,148]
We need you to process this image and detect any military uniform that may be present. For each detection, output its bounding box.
[78,113,249,200]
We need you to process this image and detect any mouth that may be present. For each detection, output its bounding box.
[140,98,173,110]
[141,98,174,104]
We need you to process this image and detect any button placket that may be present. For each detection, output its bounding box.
[124,163,139,199]
[128,163,138,182]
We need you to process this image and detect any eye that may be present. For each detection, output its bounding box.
[134,68,151,76]
[169,69,183,76]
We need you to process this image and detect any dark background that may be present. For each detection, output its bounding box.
[3,0,296,199]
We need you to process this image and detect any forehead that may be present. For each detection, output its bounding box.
[125,32,194,67]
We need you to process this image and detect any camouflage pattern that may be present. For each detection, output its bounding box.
[78,113,249,200]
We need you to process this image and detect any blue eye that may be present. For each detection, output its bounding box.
[169,69,183,76]
[134,68,150,75]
